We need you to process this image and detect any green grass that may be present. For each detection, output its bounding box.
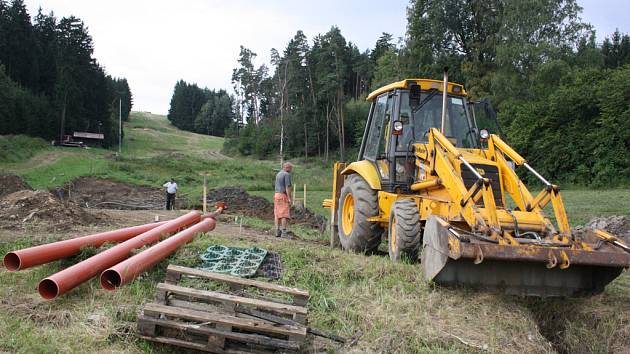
[22,155,110,189]
[2,231,627,353]
[560,189,630,225]
[0,135,49,163]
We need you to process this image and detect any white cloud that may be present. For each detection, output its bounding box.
[28,1,628,114]
[24,0,408,114]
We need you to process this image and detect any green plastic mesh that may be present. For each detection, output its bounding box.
[198,245,268,277]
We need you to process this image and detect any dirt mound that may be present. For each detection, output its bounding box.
[0,190,99,230]
[573,215,630,244]
[55,177,186,210]
[206,187,326,230]
[0,174,32,198]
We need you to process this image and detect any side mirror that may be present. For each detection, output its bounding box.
[409,83,421,112]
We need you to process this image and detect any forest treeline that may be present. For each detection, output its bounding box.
[221,0,630,186]
[167,80,233,137]
[0,0,132,148]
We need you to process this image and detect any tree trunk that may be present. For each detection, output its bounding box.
[304,123,308,159]
[325,102,330,164]
[336,88,345,162]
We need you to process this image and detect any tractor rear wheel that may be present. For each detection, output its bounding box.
[388,198,422,262]
[337,174,381,253]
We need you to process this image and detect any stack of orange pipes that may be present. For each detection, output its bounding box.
[3,205,223,300]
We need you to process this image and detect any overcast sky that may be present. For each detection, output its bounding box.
[23,0,630,114]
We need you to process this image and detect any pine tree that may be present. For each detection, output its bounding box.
[3,0,39,89]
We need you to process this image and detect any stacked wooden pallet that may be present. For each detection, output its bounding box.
[137,264,310,353]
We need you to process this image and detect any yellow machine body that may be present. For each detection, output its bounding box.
[324,78,630,297]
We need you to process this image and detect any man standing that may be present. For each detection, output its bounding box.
[274,162,293,237]
[163,178,178,210]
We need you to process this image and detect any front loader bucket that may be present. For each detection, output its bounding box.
[421,216,629,297]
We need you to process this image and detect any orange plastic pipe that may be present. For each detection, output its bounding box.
[3,221,167,271]
[38,211,201,299]
[100,216,216,290]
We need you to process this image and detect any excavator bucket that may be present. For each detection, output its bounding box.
[422,216,629,297]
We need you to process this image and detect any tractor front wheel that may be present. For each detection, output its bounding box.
[388,198,422,262]
[337,174,381,253]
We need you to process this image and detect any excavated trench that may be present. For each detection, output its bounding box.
[526,300,580,354]
[54,177,183,210]
[55,178,327,230]
[526,216,630,353]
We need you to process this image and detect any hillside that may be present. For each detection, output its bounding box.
[0,113,629,353]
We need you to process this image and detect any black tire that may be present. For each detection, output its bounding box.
[337,174,382,253]
[388,198,422,262]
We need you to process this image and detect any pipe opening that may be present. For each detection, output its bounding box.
[100,269,122,291]
[3,252,21,271]
[38,279,60,300]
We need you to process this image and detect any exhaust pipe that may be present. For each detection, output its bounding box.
[38,211,201,299]
[3,221,167,271]
[100,215,219,290]
[441,66,449,134]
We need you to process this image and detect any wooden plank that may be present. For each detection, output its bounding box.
[138,316,301,350]
[158,283,307,316]
[167,265,309,298]
[169,298,223,314]
[165,271,182,284]
[143,302,307,338]
[169,299,288,328]
[154,289,168,305]
[137,335,260,354]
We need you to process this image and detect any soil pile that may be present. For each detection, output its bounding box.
[573,215,630,244]
[55,177,185,210]
[0,174,32,198]
[0,190,99,230]
[206,187,326,231]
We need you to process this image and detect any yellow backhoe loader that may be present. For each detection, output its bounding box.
[323,69,630,297]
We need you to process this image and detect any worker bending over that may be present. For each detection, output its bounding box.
[274,163,293,237]
[163,178,178,210]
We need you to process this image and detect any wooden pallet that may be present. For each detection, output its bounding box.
[165,265,310,306]
[138,265,310,353]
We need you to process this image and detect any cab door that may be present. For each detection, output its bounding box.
[360,93,395,187]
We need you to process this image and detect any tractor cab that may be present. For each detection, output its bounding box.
[359,78,500,192]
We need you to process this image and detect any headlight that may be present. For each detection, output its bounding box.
[479,129,489,140]
[393,120,403,135]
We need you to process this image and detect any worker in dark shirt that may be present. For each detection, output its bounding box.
[274,163,293,237]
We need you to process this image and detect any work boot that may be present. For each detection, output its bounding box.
[281,229,289,238]
[275,228,281,237]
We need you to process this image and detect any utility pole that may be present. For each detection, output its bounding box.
[280,117,284,168]
[119,98,122,154]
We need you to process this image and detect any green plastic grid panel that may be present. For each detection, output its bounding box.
[198,245,268,277]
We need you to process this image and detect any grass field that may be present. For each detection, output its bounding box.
[1,113,331,206]
[1,112,629,353]
[1,224,628,353]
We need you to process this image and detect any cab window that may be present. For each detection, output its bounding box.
[399,91,476,148]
